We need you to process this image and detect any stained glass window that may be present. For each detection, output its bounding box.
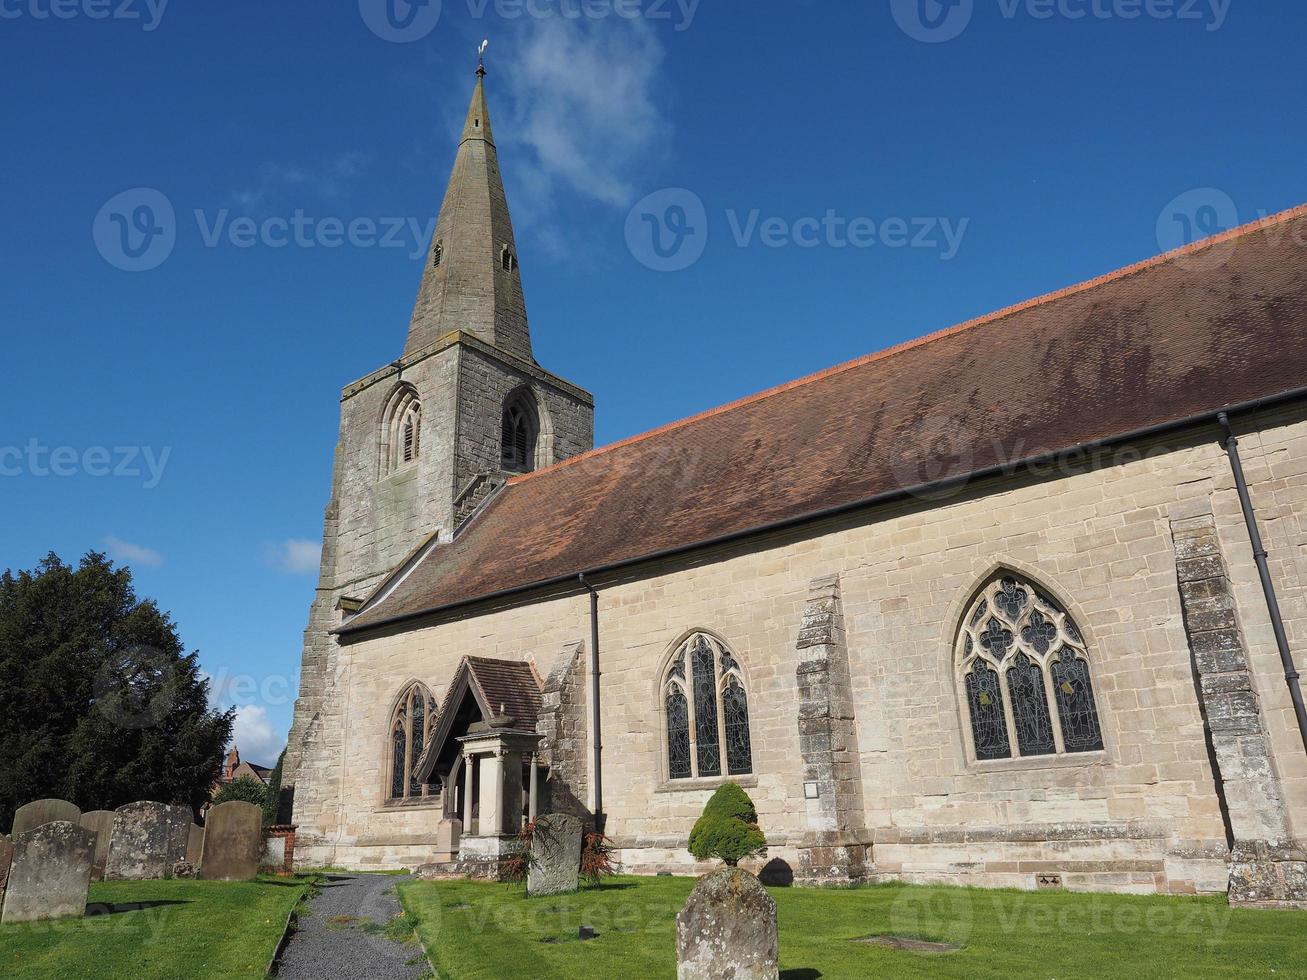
[965,662,1010,760]
[723,680,752,775]
[692,637,721,777]
[1008,654,1055,756]
[663,633,753,780]
[957,574,1104,761]
[666,686,692,780]
[1052,649,1105,752]
[387,682,435,803]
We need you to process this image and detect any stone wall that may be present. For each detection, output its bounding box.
[286,330,593,854]
[535,642,591,822]
[300,407,1307,895]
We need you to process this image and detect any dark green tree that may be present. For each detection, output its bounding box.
[687,782,767,867]
[213,775,269,809]
[261,749,285,827]
[0,552,233,833]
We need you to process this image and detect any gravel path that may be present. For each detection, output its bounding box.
[277,873,428,980]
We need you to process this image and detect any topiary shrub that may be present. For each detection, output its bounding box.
[687,782,767,867]
[212,775,269,809]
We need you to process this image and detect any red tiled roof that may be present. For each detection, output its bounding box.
[344,205,1307,634]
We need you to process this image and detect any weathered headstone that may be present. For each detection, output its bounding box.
[262,835,286,870]
[0,834,13,915]
[676,868,779,980]
[200,801,262,881]
[11,799,81,838]
[186,825,205,866]
[79,811,115,881]
[104,801,191,880]
[0,822,95,924]
[527,813,583,897]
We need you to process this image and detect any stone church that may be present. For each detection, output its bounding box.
[285,68,1307,904]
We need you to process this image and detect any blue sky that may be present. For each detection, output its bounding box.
[2,0,1303,763]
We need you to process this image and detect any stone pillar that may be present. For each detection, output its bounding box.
[794,573,870,886]
[462,753,475,832]
[479,752,504,836]
[529,756,540,822]
[1171,509,1306,907]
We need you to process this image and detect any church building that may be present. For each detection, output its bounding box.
[285,67,1307,905]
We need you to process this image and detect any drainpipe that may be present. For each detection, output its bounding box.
[578,574,605,833]
[1218,412,1307,760]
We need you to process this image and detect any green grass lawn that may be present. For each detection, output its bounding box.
[0,875,311,980]
[400,875,1307,979]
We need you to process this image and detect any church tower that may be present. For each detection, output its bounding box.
[283,67,594,837]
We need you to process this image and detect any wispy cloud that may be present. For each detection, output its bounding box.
[505,18,670,210]
[228,152,372,211]
[104,535,164,568]
[266,539,321,576]
[229,704,286,766]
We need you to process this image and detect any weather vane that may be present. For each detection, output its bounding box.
[477,39,489,76]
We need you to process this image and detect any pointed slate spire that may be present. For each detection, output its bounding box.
[405,66,531,360]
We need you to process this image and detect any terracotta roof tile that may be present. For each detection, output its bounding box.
[344,205,1307,633]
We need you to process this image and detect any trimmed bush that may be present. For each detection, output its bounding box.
[687,782,766,867]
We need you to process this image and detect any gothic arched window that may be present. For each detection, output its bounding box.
[501,392,538,473]
[662,633,753,781]
[381,385,422,477]
[956,574,1104,762]
[387,681,435,802]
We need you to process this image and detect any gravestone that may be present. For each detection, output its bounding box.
[11,799,81,838]
[676,868,779,980]
[0,821,95,924]
[186,825,205,866]
[0,834,13,915]
[104,801,191,880]
[79,811,115,881]
[262,835,285,870]
[199,801,262,881]
[527,813,583,897]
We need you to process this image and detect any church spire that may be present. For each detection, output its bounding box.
[405,62,531,361]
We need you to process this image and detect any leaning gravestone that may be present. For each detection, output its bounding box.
[104,801,191,880]
[676,868,779,980]
[200,801,262,881]
[1,821,95,924]
[527,813,583,897]
[79,811,116,881]
[0,834,13,915]
[11,799,81,838]
[186,825,205,866]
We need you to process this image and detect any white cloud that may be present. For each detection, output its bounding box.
[229,151,372,211]
[103,535,164,568]
[266,539,322,576]
[502,17,671,210]
[229,704,286,767]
